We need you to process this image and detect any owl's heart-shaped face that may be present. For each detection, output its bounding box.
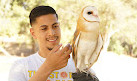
[82,6,100,22]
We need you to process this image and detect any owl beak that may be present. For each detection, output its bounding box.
[93,14,98,17]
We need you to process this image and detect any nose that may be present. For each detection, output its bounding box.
[48,28,55,36]
[93,14,98,17]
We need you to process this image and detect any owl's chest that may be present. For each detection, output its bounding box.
[80,32,98,41]
[77,32,98,52]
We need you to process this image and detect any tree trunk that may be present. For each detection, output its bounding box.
[0,46,11,56]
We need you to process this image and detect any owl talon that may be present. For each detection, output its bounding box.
[84,68,88,72]
[85,64,89,67]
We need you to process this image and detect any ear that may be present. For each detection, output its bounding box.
[30,28,37,39]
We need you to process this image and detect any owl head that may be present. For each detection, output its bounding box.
[82,6,100,22]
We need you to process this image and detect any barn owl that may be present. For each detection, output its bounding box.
[72,6,103,73]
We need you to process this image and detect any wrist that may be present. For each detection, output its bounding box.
[43,62,54,74]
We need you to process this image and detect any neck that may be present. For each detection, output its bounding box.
[38,48,51,58]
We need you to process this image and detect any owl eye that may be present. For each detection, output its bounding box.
[87,11,93,15]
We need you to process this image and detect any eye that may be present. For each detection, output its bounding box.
[41,28,47,30]
[53,25,59,28]
[87,11,93,15]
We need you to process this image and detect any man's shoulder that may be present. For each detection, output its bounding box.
[13,52,38,65]
[9,53,38,81]
[24,52,38,61]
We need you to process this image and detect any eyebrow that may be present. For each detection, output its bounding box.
[52,22,59,26]
[40,25,48,27]
[40,22,59,28]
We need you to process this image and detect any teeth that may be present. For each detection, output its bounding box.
[48,39,56,41]
[47,37,57,42]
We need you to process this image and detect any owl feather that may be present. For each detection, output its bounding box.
[72,6,103,73]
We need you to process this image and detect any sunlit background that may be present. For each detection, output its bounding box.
[0,0,137,81]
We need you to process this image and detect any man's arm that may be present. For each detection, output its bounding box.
[29,44,72,81]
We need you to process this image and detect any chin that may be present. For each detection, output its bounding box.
[47,43,58,49]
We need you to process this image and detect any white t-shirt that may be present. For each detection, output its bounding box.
[8,52,76,81]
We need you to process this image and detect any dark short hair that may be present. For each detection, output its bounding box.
[29,6,58,26]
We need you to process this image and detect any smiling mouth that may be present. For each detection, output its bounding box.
[46,37,58,42]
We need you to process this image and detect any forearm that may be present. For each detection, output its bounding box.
[28,62,53,81]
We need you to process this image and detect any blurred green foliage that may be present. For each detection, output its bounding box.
[0,0,137,56]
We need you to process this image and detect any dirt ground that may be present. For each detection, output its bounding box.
[0,52,137,81]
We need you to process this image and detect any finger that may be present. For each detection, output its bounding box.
[59,43,70,55]
[63,46,72,58]
[61,63,67,68]
[51,43,62,53]
[61,60,68,66]
[62,54,70,60]
[62,59,68,63]
[66,55,70,59]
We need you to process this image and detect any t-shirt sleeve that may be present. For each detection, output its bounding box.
[8,60,27,81]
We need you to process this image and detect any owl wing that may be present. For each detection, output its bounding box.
[88,33,103,69]
[72,29,81,67]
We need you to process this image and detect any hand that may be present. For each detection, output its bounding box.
[45,43,72,71]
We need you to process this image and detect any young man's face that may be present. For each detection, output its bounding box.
[30,14,61,50]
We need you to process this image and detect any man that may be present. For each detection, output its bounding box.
[9,6,76,81]
[9,6,97,81]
